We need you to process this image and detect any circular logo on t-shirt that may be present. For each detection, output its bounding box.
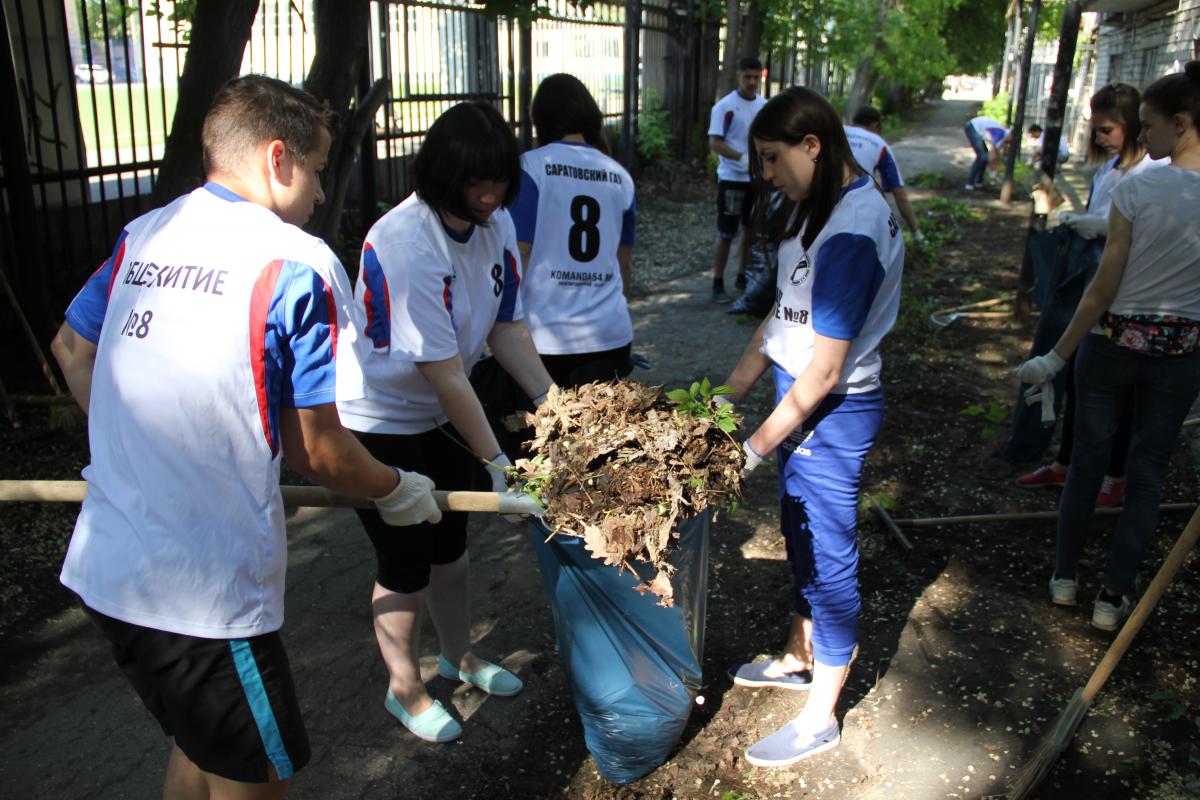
[788,255,811,286]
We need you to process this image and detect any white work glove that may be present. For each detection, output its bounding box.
[1023,381,1057,424]
[485,453,525,523]
[740,439,764,478]
[373,469,442,526]
[1065,213,1108,240]
[713,394,734,409]
[1015,349,1066,385]
[531,384,557,407]
[913,231,928,248]
[737,152,750,171]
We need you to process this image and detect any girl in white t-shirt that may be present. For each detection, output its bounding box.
[1015,83,1163,502]
[720,87,904,767]
[1017,61,1200,633]
[510,74,637,386]
[338,102,555,743]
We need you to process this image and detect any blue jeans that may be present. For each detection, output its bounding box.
[1055,334,1200,594]
[964,123,989,186]
[774,366,883,667]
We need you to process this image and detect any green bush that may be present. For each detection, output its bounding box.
[979,91,1009,122]
[636,92,673,164]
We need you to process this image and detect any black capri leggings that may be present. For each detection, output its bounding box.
[354,425,486,593]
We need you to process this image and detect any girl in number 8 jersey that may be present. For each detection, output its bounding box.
[510,73,637,387]
[720,87,904,766]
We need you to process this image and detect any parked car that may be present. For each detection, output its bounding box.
[74,63,110,84]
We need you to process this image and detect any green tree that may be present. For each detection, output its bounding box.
[78,0,137,42]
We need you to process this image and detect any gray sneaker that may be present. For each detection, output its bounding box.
[710,287,733,304]
[1049,575,1078,606]
[746,719,840,767]
[1092,594,1132,631]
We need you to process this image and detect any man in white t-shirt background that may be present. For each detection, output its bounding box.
[707,56,767,304]
[844,105,924,246]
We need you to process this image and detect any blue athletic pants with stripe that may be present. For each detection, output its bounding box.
[773,365,883,667]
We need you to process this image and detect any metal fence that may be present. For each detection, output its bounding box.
[2,0,705,312]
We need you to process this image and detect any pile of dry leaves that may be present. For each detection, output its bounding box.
[512,379,744,606]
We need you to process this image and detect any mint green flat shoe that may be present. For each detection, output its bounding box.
[438,655,524,697]
[384,690,461,743]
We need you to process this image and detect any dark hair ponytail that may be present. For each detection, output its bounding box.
[1142,60,1200,131]
[748,87,861,250]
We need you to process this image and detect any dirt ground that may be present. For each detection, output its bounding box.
[2,98,1199,799]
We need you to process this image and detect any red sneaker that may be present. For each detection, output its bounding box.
[1097,475,1126,507]
[1015,464,1067,489]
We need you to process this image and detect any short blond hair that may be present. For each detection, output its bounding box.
[202,74,335,175]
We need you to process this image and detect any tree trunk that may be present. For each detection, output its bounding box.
[717,0,740,97]
[698,6,721,105]
[844,0,892,115]
[150,0,260,207]
[739,0,765,64]
[303,0,373,243]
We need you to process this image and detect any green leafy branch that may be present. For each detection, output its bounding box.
[665,378,739,436]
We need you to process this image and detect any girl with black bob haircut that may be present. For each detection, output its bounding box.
[531,72,609,153]
[721,86,904,767]
[339,101,555,745]
[413,100,522,225]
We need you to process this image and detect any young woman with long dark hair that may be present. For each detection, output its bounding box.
[719,87,904,766]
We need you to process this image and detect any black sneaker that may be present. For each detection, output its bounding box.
[710,287,733,304]
[734,273,748,290]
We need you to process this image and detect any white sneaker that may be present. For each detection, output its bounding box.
[963,183,976,191]
[1092,594,1132,631]
[1049,575,1078,606]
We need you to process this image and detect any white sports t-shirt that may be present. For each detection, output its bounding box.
[708,90,767,182]
[1086,153,1166,219]
[338,194,523,434]
[1106,165,1200,320]
[969,116,1009,145]
[844,125,904,192]
[762,176,905,393]
[511,141,635,355]
[60,183,368,639]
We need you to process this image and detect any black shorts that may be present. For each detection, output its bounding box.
[716,180,753,238]
[540,343,633,388]
[354,425,485,593]
[82,602,310,784]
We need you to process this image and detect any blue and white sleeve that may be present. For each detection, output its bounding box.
[811,233,885,340]
[65,230,128,343]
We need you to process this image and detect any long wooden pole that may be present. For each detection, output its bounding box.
[892,503,1195,528]
[0,480,543,517]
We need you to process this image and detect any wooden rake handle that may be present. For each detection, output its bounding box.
[1081,503,1200,703]
[0,479,542,517]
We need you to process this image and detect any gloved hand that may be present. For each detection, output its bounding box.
[1015,349,1066,385]
[485,453,525,523]
[913,231,928,248]
[713,394,734,409]
[373,469,442,526]
[531,385,555,407]
[1023,381,1057,424]
[737,152,750,171]
[1065,213,1108,240]
[740,439,764,479]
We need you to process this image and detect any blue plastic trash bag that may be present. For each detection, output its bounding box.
[529,510,711,784]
